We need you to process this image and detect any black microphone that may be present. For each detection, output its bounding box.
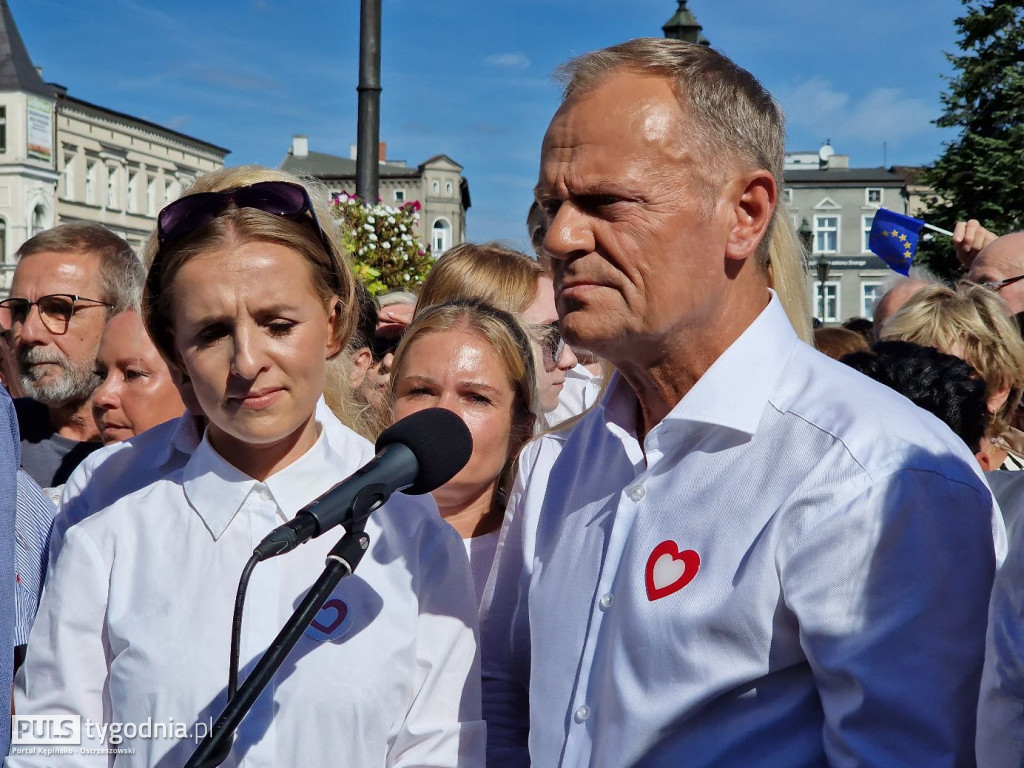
[253,408,472,561]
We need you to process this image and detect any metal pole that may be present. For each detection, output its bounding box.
[356,0,381,203]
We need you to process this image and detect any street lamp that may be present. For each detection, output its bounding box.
[816,255,831,324]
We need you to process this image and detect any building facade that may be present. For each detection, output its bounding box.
[784,147,923,324]
[0,1,228,290]
[280,135,470,255]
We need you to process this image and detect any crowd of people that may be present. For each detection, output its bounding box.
[0,35,1021,767]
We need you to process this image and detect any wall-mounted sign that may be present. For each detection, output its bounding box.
[26,96,52,163]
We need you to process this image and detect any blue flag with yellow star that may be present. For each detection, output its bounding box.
[868,208,925,276]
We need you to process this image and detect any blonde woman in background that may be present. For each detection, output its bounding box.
[882,282,1024,472]
[391,300,542,601]
[417,242,578,427]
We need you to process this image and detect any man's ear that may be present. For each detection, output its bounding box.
[347,347,374,388]
[724,169,776,262]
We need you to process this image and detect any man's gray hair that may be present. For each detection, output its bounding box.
[16,222,144,314]
[555,38,785,265]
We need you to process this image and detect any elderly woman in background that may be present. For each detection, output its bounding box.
[391,300,541,601]
[13,166,483,767]
[91,310,186,445]
[417,242,578,428]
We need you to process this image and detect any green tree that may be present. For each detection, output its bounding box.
[916,1,1024,279]
[332,194,434,295]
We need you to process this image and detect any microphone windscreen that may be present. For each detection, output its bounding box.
[376,408,473,495]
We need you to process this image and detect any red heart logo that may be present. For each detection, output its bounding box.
[645,540,700,601]
[310,598,349,634]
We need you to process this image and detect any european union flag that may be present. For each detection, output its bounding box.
[868,208,925,276]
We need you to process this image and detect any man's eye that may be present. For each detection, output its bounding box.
[267,321,297,337]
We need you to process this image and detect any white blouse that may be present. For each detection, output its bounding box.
[14,424,484,767]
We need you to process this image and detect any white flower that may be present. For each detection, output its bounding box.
[382,242,391,249]
[403,255,408,261]
[387,216,395,224]
[368,243,376,250]
[367,216,376,224]
[363,223,374,232]
[369,233,378,242]
[399,225,407,233]
[403,273,409,280]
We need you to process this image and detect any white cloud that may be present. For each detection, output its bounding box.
[485,52,531,71]
[776,76,936,147]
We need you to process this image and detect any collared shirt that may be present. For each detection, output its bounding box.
[481,294,1003,768]
[14,423,484,767]
[13,469,55,645]
[547,364,604,428]
[0,390,18,753]
[978,498,1024,765]
[49,398,355,571]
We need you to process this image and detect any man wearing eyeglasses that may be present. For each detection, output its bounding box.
[968,232,1024,315]
[2,223,142,488]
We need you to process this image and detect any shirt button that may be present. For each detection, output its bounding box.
[627,484,645,502]
[574,705,591,723]
[258,488,272,502]
[599,593,614,611]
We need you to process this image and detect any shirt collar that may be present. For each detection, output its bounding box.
[183,425,337,540]
[599,291,799,438]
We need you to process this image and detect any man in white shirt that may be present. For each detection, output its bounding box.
[480,38,1001,767]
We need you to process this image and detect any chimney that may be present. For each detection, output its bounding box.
[379,142,387,164]
[291,135,308,158]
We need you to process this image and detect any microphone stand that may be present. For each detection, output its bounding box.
[183,525,371,768]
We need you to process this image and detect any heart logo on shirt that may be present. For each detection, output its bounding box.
[305,598,353,642]
[645,540,701,601]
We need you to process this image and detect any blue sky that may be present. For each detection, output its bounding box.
[16,0,968,249]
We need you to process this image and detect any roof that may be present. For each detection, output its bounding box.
[58,92,230,155]
[281,149,422,179]
[784,167,907,185]
[0,0,52,97]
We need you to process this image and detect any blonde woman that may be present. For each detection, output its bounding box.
[417,242,578,423]
[882,281,1024,471]
[391,300,541,601]
[14,166,483,767]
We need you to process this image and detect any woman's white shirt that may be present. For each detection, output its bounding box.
[13,424,484,767]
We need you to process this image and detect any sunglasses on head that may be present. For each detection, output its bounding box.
[154,180,341,291]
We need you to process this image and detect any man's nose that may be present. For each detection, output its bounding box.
[543,203,595,261]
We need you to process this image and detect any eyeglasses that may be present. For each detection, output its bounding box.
[154,180,341,291]
[0,294,112,334]
[979,273,1024,292]
[533,322,566,372]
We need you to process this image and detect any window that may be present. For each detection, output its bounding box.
[147,177,158,216]
[431,180,439,194]
[866,188,882,205]
[107,165,119,209]
[782,188,793,205]
[128,172,140,213]
[86,162,99,205]
[31,205,45,238]
[431,218,451,254]
[63,155,75,199]
[815,282,840,323]
[862,214,874,253]
[0,107,7,153]
[165,179,181,205]
[394,189,405,203]
[0,218,7,263]
[814,215,839,253]
[861,282,883,319]
[445,182,452,195]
